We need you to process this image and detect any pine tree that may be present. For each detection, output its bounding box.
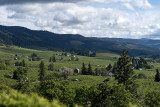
[115,49,137,95]
[107,64,112,71]
[21,60,26,67]
[13,67,28,81]
[48,63,54,71]
[49,57,52,62]
[155,69,160,82]
[88,63,93,75]
[81,63,87,75]
[76,57,79,61]
[39,61,45,81]
[52,55,56,62]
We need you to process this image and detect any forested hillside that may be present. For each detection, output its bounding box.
[100,38,160,50]
[0,25,159,56]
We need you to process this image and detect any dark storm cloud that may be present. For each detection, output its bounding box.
[0,0,86,5]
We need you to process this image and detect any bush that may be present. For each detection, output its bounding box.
[5,60,11,66]
[44,72,63,81]
[13,67,28,81]
[145,91,160,107]
[60,67,73,79]
[0,62,7,70]
[0,88,65,107]
[137,73,147,79]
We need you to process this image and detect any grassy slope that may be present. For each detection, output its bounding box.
[0,46,117,86]
[0,46,160,97]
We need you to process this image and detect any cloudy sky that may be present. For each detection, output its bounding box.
[0,0,160,39]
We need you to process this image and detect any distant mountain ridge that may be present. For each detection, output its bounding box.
[99,38,160,50]
[0,25,159,56]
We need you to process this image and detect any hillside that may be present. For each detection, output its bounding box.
[0,46,160,107]
[0,25,159,56]
[99,38,160,50]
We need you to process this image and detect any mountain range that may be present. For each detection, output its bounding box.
[0,25,159,56]
[99,38,160,50]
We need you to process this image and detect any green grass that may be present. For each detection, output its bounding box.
[0,46,118,87]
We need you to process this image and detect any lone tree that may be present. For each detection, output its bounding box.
[48,63,54,71]
[39,61,45,81]
[155,69,160,82]
[107,64,112,71]
[81,63,87,75]
[115,49,137,95]
[88,63,93,75]
[52,55,56,62]
[19,60,27,67]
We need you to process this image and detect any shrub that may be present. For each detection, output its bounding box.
[0,88,65,107]
[60,67,73,79]
[145,91,160,107]
[0,62,7,70]
[13,67,28,81]
[137,73,147,79]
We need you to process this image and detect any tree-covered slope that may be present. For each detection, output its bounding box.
[0,25,159,56]
[100,38,160,50]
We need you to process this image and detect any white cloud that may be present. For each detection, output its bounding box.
[0,0,160,39]
[122,3,134,11]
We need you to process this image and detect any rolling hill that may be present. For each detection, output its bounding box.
[0,25,159,56]
[99,38,160,50]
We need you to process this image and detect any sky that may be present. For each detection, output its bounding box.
[0,0,160,39]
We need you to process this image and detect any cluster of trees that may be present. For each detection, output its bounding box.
[48,48,96,57]
[68,48,96,57]
[94,64,113,76]
[132,57,153,69]
[70,55,79,61]
[30,53,40,61]
[81,63,93,75]
[49,55,56,62]
[12,66,29,93]
[0,59,11,70]
[15,60,27,67]
[37,50,138,106]
[38,78,135,107]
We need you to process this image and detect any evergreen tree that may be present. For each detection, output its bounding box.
[75,57,79,61]
[49,57,52,62]
[48,63,54,71]
[15,61,20,66]
[39,61,45,81]
[155,69,160,82]
[88,63,93,75]
[71,55,74,61]
[52,55,56,62]
[115,49,137,95]
[81,63,87,75]
[20,60,26,67]
[107,64,112,71]
[0,62,7,70]
[95,68,100,76]
[13,67,28,81]
[14,79,30,94]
